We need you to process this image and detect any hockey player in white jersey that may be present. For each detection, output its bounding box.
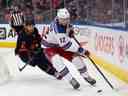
[42,8,96,89]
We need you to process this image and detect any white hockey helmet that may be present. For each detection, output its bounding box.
[57,8,70,25]
[57,8,70,19]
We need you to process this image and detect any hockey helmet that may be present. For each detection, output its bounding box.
[57,8,70,25]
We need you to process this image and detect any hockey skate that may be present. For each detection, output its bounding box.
[70,78,80,89]
[54,72,63,80]
[84,76,96,86]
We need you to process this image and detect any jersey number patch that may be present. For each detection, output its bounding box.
[60,37,66,43]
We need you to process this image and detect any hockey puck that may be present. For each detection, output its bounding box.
[97,90,102,93]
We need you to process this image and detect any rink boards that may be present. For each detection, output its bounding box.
[0,24,128,84]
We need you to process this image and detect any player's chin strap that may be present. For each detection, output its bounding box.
[73,35,114,90]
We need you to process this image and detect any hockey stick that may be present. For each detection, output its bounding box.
[18,51,32,72]
[73,35,114,89]
[87,56,114,89]
[18,55,33,71]
[19,63,28,72]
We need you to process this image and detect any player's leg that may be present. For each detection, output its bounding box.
[72,56,96,85]
[36,52,62,79]
[58,49,96,85]
[36,62,61,79]
[44,48,80,89]
[51,54,80,89]
[17,49,60,78]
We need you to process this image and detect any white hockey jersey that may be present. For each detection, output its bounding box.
[41,19,80,53]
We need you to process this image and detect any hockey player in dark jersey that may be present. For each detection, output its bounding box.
[15,21,61,79]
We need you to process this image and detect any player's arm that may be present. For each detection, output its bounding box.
[30,28,42,54]
[15,34,22,55]
[34,28,42,42]
[15,33,28,55]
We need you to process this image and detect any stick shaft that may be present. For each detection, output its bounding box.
[73,36,114,89]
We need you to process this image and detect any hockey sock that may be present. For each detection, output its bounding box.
[72,56,90,78]
[51,55,73,81]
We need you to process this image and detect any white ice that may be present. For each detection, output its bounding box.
[0,48,127,96]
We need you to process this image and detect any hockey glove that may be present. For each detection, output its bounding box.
[78,47,90,56]
[84,50,90,56]
[68,30,74,37]
[68,27,80,37]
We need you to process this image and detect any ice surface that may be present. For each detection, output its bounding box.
[0,48,127,96]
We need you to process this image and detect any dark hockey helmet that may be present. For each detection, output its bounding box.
[25,20,33,26]
[25,20,35,26]
[24,20,35,33]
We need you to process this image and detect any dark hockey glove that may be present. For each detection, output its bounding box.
[28,58,36,67]
[84,50,90,56]
[68,30,74,37]
[68,27,80,37]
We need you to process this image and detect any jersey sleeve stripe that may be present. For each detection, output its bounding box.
[50,21,58,33]
[62,41,72,50]
[42,39,59,48]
